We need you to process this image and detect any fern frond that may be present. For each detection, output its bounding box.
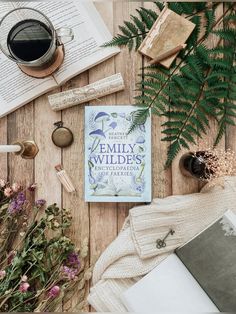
[131,15,146,33]
[214,118,226,146]
[161,121,183,128]
[204,9,216,36]
[212,28,236,42]
[123,21,138,35]
[186,15,201,48]
[141,7,158,22]
[223,13,236,23]
[210,46,234,57]
[165,141,181,168]
[168,3,183,14]
[178,3,195,14]
[105,2,236,167]
[154,2,164,12]
[136,8,155,30]
[103,34,132,48]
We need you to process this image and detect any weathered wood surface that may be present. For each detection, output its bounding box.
[1,2,232,311]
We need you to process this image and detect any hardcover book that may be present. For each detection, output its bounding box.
[84,106,151,202]
[122,210,236,312]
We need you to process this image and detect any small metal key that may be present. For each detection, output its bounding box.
[156,229,175,249]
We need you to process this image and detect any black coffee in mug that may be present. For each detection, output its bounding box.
[7,19,53,62]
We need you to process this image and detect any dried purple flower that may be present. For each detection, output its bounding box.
[67,252,81,269]
[48,285,60,298]
[8,192,26,214]
[61,266,78,281]
[19,282,30,293]
[35,199,46,208]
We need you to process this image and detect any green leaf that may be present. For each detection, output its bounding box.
[168,3,183,14]
[179,138,190,149]
[213,28,236,42]
[123,21,138,35]
[119,25,132,37]
[204,9,215,36]
[162,128,180,135]
[141,7,158,22]
[165,140,181,168]
[154,2,164,11]
[136,8,154,30]
[131,15,146,33]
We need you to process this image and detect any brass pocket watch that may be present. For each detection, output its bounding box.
[52,121,74,148]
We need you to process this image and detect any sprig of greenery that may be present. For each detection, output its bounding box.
[105,2,236,167]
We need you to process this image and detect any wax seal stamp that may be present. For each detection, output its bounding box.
[52,121,74,148]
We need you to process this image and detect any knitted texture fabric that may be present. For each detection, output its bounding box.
[88,177,236,312]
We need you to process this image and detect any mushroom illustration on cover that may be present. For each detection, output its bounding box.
[84,106,152,202]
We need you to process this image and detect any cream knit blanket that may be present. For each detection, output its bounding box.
[88,177,236,312]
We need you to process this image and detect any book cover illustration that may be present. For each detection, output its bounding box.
[84,106,151,202]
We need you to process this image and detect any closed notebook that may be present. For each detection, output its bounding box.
[122,210,236,312]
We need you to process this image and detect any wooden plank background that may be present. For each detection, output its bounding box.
[0,1,228,311]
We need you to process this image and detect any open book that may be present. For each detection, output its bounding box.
[122,210,236,312]
[0,2,120,118]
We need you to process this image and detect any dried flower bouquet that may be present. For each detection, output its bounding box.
[0,180,91,312]
[180,148,236,184]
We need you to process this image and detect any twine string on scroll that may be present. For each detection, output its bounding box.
[48,73,125,111]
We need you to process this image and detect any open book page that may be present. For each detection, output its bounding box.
[21,1,120,85]
[122,254,219,312]
[0,4,57,118]
[0,3,15,19]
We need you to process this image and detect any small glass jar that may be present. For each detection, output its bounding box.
[179,151,214,180]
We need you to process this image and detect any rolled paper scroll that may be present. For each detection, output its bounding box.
[48,73,125,111]
[55,164,76,193]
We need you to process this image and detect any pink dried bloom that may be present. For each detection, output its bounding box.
[0,179,6,188]
[19,282,30,292]
[0,270,6,280]
[48,285,60,298]
[11,183,21,193]
[4,187,13,198]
